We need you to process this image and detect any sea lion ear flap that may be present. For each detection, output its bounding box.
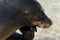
[20,9,30,16]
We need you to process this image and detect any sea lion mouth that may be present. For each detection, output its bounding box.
[32,21,51,28]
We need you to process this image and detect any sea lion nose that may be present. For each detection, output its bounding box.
[45,17,52,27]
[41,20,52,28]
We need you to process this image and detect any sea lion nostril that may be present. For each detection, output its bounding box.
[48,19,52,26]
[50,21,52,25]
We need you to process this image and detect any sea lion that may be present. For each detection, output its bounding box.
[0,0,52,40]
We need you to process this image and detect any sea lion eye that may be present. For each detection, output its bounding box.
[22,10,29,15]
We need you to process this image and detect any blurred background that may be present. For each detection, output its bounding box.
[17,0,60,40]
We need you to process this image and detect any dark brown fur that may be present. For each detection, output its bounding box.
[0,0,52,40]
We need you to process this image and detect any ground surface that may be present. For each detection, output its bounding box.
[17,0,60,40]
